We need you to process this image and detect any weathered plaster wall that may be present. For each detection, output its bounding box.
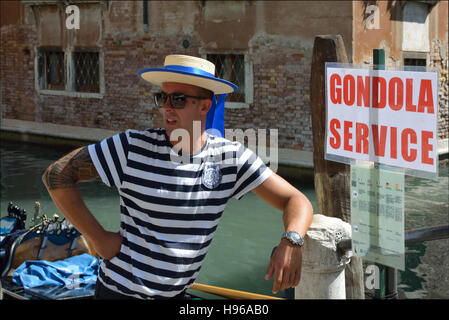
[1,0,354,152]
[352,1,448,140]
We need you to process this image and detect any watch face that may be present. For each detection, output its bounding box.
[287,231,304,245]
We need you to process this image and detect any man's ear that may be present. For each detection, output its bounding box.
[200,99,212,116]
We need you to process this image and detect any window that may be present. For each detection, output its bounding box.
[404,58,427,67]
[33,3,103,98]
[73,51,100,93]
[36,48,102,97]
[402,2,430,53]
[403,51,427,69]
[207,54,247,104]
[38,49,65,91]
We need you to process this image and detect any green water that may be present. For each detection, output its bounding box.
[1,139,447,298]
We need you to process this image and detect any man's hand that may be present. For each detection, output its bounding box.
[264,239,302,294]
[92,231,123,260]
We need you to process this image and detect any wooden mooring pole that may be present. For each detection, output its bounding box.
[310,35,364,299]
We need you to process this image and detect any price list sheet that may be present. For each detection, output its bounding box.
[350,165,405,270]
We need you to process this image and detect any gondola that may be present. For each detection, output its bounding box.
[0,202,97,300]
[0,202,284,300]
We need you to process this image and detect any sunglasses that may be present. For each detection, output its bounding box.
[153,92,209,109]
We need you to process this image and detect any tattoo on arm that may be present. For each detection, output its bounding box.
[43,146,99,190]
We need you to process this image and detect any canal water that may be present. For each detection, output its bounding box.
[1,139,447,299]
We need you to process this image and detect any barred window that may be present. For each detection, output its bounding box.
[207,54,245,102]
[38,49,65,90]
[404,58,426,67]
[37,49,102,95]
[73,51,100,93]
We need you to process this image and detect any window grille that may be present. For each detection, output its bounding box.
[38,50,65,90]
[404,58,427,67]
[73,51,100,93]
[207,54,245,102]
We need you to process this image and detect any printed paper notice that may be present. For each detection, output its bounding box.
[350,164,405,270]
[325,65,438,176]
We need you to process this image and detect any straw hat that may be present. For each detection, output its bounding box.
[138,55,238,94]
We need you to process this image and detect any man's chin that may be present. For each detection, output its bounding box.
[164,120,177,133]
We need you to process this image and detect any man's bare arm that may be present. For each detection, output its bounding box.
[42,146,99,190]
[42,146,122,259]
[252,173,313,294]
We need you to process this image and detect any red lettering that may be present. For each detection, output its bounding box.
[371,124,388,157]
[344,121,353,152]
[328,118,433,167]
[330,74,435,115]
[418,79,435,114]
[330,74,341,104]
[401,128,417,162]
[405,79,416,112]
[357,76,370,107]
[390,126,398,159]
[356,122,369,154]
[421,130,434,165]
[372,76,386,108]
[343,75,355,106]
[329,118,341,149]
[388,77,404,111]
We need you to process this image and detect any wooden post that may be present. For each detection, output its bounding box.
[310,35,351,222]
[310,35,364,299]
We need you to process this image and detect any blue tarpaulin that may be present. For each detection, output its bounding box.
[12,253,99,290]
[0,217,17,246]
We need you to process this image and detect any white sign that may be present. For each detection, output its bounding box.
[325,65,438,175]
[351,164,405,271]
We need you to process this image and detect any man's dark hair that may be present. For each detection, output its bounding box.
[196,87,214,100]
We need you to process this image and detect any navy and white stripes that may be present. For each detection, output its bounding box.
[88,128,272,299]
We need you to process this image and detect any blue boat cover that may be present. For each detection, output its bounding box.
[12,253,99,290]
[0,217,17,246]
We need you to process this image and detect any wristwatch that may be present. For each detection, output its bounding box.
[282,231,305,247]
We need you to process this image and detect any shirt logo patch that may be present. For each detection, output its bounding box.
[202,163,222,189]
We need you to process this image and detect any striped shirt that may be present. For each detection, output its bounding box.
[88,128,273,299]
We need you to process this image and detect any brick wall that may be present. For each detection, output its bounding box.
[0,6,316,152]
[1,1,445,154]
[430,39,449,140]
[0,24,37,122]
[231,35,313,151]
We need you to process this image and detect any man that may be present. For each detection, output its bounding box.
[42,55,313,299]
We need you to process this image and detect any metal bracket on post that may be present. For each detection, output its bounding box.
[67,238,78,258]
[37,236,48,260]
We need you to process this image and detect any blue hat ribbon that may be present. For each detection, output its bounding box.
[205,94,227,138]
[164,65,215,77]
